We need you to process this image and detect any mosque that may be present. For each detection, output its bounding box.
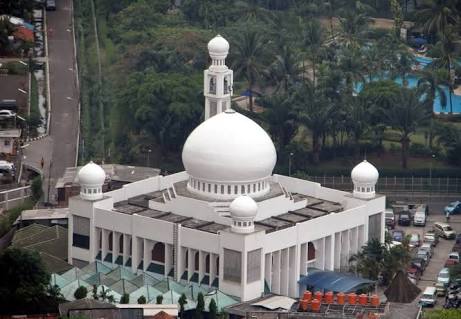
[68,35,385,302]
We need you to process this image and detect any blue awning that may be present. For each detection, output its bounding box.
[298,270,375,293]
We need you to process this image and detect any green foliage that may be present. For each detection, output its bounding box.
[209,298,218,319]
[74,286,88,300]
[178,293,187,315]
[156,294,163,304]
[423,309,461,319]
[195,292,205,319]
[120,293,130,304]
[31,176,43,201]
[137,295,147,304]
[0,248,60,314]
[0,199,35,238]
[449,263,461,280]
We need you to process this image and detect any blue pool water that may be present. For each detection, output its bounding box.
[356,56,461,114]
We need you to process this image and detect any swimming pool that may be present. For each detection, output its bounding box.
[355,55,461,114]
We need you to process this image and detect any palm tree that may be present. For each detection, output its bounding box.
[296,83,334,164]
[235,0,274,24]
[383,87,431,168]
[435,124,461,165]
[417,68,449,147]
[302,19,324,84]
[231,29,267,112]
[392,50,415,87]
[349,238,385,280]
[338,7,370,48]
[259,93,298,151]
[416,0,458,41]
[265,46,303,93]
[338,47,365,95]
[346,96,370,157]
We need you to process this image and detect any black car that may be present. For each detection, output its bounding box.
[411,257,426,272]
[398,212,411,226]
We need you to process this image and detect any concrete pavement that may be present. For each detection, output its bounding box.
[23,0,79,202]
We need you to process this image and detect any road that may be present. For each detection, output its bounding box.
[23,0,79,202]
[392,201,461,309]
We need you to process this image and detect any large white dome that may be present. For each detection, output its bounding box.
[182,109,276,200]
[183,109,276,183]
[351,160,379,183]
[78,161,106,186]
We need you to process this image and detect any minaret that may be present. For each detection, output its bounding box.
[204,35,233,120]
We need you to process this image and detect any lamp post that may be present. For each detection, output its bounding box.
[288,152,294,176]
[146,149,152,167]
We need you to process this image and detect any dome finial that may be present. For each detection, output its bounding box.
[351,160,379,199]
[78,161,106,201]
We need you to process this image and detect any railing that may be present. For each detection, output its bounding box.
[307,176,461,194]
[0,185,31,210]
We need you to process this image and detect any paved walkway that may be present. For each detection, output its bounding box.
[23,0,79,203]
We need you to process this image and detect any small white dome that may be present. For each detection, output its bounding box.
[351,160,379,183]
[182,109,276,184]
[208,35,229,60]
[230,195,258,219]
[78,161,106,186]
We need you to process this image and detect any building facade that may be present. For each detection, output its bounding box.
[68,36,385,302]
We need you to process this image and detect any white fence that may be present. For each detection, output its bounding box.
[0,185,31,210]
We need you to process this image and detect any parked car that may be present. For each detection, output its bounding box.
[385,209,395,229]
[434,282,447,296]
[424,233,439,247]
[411,257,426,272]
[420,242,433,258]
[392,230,405,242]
[0,110,16,118]
[413,209,426,226]
[444,252,460,267]
[437,268,451,286]
[46,0,56,11]
[417,249,430,263]
[419,286,437,307]
[409,233,421,248]
[444,201,461,215]
[398,212,411,226]
[456,234,461,245]
[433,222,456,239]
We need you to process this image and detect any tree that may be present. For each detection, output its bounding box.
[178,293,188,318]
[0,20,14,56]
[195,292,205,319]
[138,295,147,304]
[74,286,88,300]
[120,293,130,304]
[31,176,43,201]
[209,298,218,319]
[435,124,461,165]
[416,0,458,41]
[0,248,57,314]
[265,45,303,93]
[156,294,163,304]
[383,87,431,168]
[231,28,266,112]
[301,19,323,84]
[92,285,98,300]
[349,239,385,280]
[258,93,298,151]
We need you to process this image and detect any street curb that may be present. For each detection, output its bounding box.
[44,9,52,135]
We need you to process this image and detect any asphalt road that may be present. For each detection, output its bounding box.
[23,0,79,202]
[393,200,461,309]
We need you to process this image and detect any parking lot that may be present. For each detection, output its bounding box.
[392,200,461,308]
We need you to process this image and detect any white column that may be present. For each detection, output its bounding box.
[358,225,365,248]
[210,253,216,285]
[165,244,172,277]
[113,232,119,264]
[280,248,289,296]
[101,229,108,261]
[300,243,307,276]
[325,234,334,271]
[199,251,205,283]
[334,232,341,270]
[289,246,298,297]
[122,234,129,265]
[68,214,74,263]
[187,248,193,281]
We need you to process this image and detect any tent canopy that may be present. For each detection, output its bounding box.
[298,271,375,293]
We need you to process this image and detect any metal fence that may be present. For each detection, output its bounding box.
[308,176,461,195]
[0,185,31,210]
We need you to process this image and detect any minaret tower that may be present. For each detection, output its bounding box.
[204,35,233,120]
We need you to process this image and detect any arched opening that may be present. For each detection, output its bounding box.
[308,242,316,261]
[205,254,210,273]
[108,232,113,251]
[194,252,199,271]
[152,242,165,263]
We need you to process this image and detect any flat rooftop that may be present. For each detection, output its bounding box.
[14,208,69,224]
[55,164,160,188]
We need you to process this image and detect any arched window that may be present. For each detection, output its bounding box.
[194,252,199,271]
[208,184,211,192]
[228,185,231,194]
[235,185,238,194]
[253,184,256,192]
[119,235,124,254]
[241,185,245,194]
[221,185,224,194]
[108,232,113,251]
[209,76,216,94]
[214,185,218,193]
[258,183,261,191]
[152,242,165,263]
[247,184,250,193]
[205,254,210,273]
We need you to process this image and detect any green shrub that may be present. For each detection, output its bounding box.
[74,286,88,300]
[31,176,43,201]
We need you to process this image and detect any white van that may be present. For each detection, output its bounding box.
[413,210,426,226]
[419,286,437,307]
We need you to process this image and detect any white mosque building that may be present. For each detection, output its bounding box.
[68,35,385,302]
